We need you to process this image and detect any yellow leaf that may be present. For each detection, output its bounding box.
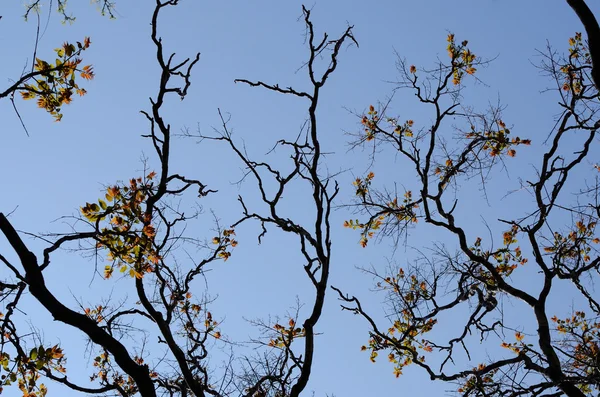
[20,91,35,100]
[80,65,94,80]
[51,346,64,359]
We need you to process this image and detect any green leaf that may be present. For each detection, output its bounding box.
[99,199,107,210]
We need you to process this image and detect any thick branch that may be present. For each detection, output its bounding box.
[566,0,600,90]
[0,213,157,397]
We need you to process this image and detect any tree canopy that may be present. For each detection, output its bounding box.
[0,1,599,397]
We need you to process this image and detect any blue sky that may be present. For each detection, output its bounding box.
[1,1,599,396]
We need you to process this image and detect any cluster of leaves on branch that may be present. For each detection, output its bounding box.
[360,269,437,378]
[211,228,238,261]
[500,331,531,355]
[268,319,306,349]
[446,34,477,85]
[467,226,529,286]
[0,345,65,397]
[361,105,415,142]
[457,364,499,395]
[543,220,598,265]
[83,305,106,324]
[89,350,140,395]
[20,38,94,121]
[560,32,593,94]
[551,311,600,394]
[463,119,531,159]
[81,172,237,279]
[80,172,160,279]
[345,175,418,246]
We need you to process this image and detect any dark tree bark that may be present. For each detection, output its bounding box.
[567,0,600,90]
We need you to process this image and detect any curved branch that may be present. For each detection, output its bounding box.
[566,0,600,90]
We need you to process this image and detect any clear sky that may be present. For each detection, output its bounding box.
[1,1,599,396]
